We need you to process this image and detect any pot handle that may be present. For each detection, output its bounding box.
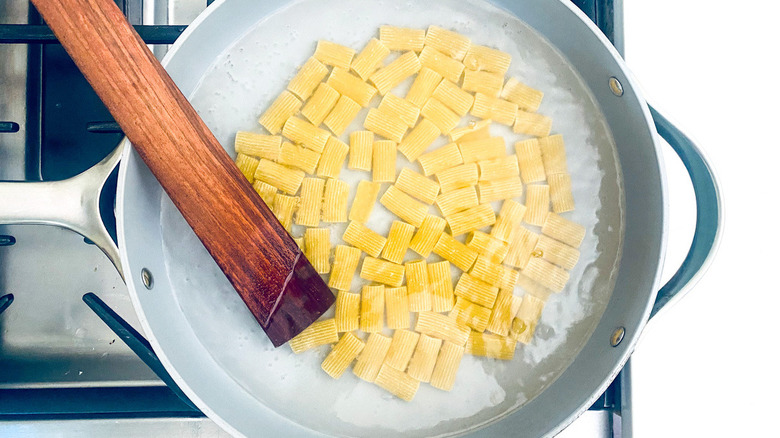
[0,144,124,280]
[648,106,722,318]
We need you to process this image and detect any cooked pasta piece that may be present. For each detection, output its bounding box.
[449,119,492,143]
[463,45,511,74]
[317,136,349,178]
[296,177,325,227]
[281,116,330,153]
[428,260,455,312]
[381,221,415,264]
[369,51,421,95]
[235,153,260,182]
[491,200,527,243]
[289,319,339,354]
[465,332,515,360]
[271,193,298,231]
[329,245,361,291]
[430,341,465,391]
[436,185,479,217]
[385,287,411,329]
[538,134,568,175]
[477,176,523,204]
[522,257,569,292]
[406,260,431,312]
[348,131,374,171]
[397,119,442,162]
[418,46,465,83]
[374,363,420,402]
[327,67,378,107]
[323,95,362,136]
[504,226,539,269]
[360,257,405,287]
[478,155,520,181]
[415,311,471,346]
[343,221,386,258]
[405,67,443,108]
[258,90,303,134]
[541,212,586,248]
[462,69,503,98]
[395,168,440,204]
[446,204,496,237]
[364,107,408,142]
[515,271,554,302]
[450,297,491,332]
[432,79,474,116]
[385,329,419,370]
[322,178,349,223]
[534,234,580,270]
[252,180,277,206]
[466,231,509,263]
[379,25,426,52]
[314,40,356,69]
[234,131,282,161]
[435,163,478,193]
[458,137,506,163]
[378,93,420,128]
[353,332,392,382]
[432,232,478,272]
[348,180,382,223]
[418,143,465,178]
[407,334,443,382]
[301,83,341,126]
[511,293,545,344]
[334,291,360,332]
[470,93,518,126]
[454,272,499,308]
[351,38,391,80]
[321,332,365,379]
[304,228,331,274]
[524,184,550,226]
[501,77,544,112]
[372,140,397,182]
[254,159,305,195]
[514,110,552,137]
[486,290,521,336]
[379,185,428,227]
[278,142,321,174]
[420,97,460,134]
[359,284,385,333]
[287,57,329,101]
[409,215,447,258]
[548,173,575,213]
[515,138,546,183]
[424,25,471,61]
[470,255,519,290]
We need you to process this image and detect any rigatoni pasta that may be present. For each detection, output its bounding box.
[282,116,330,153]
[289,319,339,354]
[378,93,420,128]
[348,131,374,171]
[395,168,440,204]
[406,260,431,312]
[465,332,516,360]
[450,297,492,332]
[322,178,349,223]
[514,110,553,137]
[428,260,455,312]
[424,25,471,61]
[301,83,340,126]
[314,40,355,70]
[397,119,442,162]
[405,67,443,108]
[369,51,421,95]
[321,332,364,379]
[454,272,499,308]
[515,138,546,183]
[433,232,478,272]
[304,228,331,274]
[360,257,405,287]
[278,142,321,174]
[258,90,302,134]
[327,67,378,107]
[254,159,305,195]
[348,180,382,223]
[334,291,360,332]
[524,184,550,226]
[287,57,329,101]
[351,38,391,80]
[463,44,511,74]
[360,284,385,333]
[323,95,362,136]
[432,79,474,116]
[470,92,518,126]
[380,185,428,227]
[343,221,387,258]
[385,287,411,330]
[417,143,463,176]
[374,363,420,402]
[364,107,408,142]
[379,25,426,52]
[458,137,506,163]
[385,329,419,370]
[407,334,443,382]
[317,136,350,179]
[418,46,465,83]
[548,173,575,213]
[409,215,448,258]
[381,221,415,264]
[445,203,496,237]
[435,163,479,193]
[430,341,465,391]
[502,77,544,112]
[415,311,471,346]
[462,69,504,98]
[234,153,260,182]
[420,97,460,134]
[477,176,523,204]
[234,131,281,161]
[296,177,325,227]
[353,333,392,382]
[542,212,586,248]
[329,245,361,292]
[372,140,397,182]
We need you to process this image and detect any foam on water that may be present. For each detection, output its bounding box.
[159,0,624,436]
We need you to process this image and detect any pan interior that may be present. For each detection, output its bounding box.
[157,0,623,436]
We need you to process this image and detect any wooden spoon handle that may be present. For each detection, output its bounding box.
[29,0,327,331]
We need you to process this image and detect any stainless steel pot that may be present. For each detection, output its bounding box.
[0,0,722,436]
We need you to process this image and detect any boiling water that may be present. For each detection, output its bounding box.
[160,0,624,436]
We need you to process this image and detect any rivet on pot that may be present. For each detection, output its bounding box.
[141,268,154,290]
[610,327,625,347]
[609,77,624,97]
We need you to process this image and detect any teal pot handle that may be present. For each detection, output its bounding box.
[649,106,723,318]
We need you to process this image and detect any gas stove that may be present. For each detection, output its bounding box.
[0,1,628,436]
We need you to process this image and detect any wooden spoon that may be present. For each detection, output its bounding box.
[30,0,334,347]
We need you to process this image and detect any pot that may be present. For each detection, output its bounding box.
[0,0,721,436]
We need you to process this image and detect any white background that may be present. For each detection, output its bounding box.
[624,1,780,437]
